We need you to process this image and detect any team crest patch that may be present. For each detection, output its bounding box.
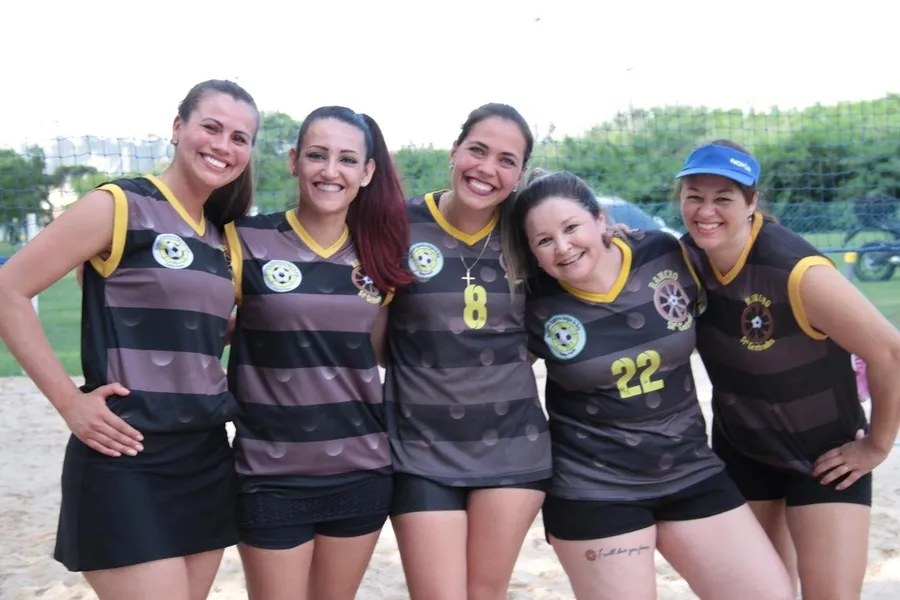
[544,314,586,360]
[649,270,692,331]
[408,242,443,280]
[152,233,194,269]
[351,260,382,305]
[262,259,302,293]
[740,293,775,351]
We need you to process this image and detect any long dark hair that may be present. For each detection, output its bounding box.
[175,79,260,228]
[294,106,413,293]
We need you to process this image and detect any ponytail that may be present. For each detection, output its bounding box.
[347,114,414,293]
[204,161,256,228]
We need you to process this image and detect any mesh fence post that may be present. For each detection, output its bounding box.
[25,213,39,316]
[843,251,858,282]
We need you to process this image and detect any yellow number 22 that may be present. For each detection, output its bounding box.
[611,350,665,399]
[463,284,488,329]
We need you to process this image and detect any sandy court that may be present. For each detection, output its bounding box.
[1,357,898,599]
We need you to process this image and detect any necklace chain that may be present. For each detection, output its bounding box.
[459,227,494,287]
[441,191,496,288]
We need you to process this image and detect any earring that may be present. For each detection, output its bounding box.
[449,162,454,170]
[513,185,519,193]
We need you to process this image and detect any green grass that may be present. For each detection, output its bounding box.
[0,232,898,377]
[0,271,83,377]
[0,268,234,378]
[805,232,900,331]
[0,241,18,257]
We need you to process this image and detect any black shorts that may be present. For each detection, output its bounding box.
[712,426,872,507]
[542,470,746,541]
[237,475,392,550]
[390,473,550,516]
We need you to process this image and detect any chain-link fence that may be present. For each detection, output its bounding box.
[2,95,899,375]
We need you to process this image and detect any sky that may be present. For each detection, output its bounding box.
[2,0,897,152]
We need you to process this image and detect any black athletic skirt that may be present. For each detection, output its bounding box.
[53,426,238,572]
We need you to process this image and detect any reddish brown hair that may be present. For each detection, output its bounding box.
[295,107,414,293]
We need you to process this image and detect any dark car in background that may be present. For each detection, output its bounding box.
[595,195,682,238]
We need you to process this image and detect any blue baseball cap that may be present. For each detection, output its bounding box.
[676,144,760,186]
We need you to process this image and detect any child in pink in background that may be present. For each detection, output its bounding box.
[853,354,873,425]
[852,354,870,403]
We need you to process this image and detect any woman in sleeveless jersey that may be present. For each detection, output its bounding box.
[0,80,259,600]
[223,106,413,600]
[500,168,794,600]
[384,103,552,600]
[675,139,900,599]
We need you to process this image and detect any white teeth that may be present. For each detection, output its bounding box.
[315,183,342,192]
[697,223,721,231]
[203,155,226,169]
[467,178,493,193]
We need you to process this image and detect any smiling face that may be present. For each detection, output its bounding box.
[679,174,757,255]
[289,117,375,218]
[524,196,609,287]
[449,116,527,213]
[171,91,257,191]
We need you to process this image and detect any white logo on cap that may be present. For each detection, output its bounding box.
[730,158,752,173]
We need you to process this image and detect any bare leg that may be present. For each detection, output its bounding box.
[393,511,468,600]
[238,542,315,600]
[84,556,193,600]
[466,487,544,600]
[787,503,869,600]
[656,504,795,600]
[307,530,382,600]
[550,526,658,600]
[185,549,228,600]
[749,499,800,596]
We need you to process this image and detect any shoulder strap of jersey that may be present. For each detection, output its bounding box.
[89,183,129,278]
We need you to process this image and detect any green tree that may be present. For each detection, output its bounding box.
[0,146,53,244]
[393,146,449,198]
[51,164,99,189]
[4,94,898,241]
[254,111,302,212]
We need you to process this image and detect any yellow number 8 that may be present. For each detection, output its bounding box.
[464,284,488,329]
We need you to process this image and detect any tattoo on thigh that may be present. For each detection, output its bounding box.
[584,545,651,562]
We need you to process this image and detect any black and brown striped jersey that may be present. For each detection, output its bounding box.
[384,191,552,487]
[80,175,237,433]
[526,231,722,501]
[225,211,391,494]
[683,212,867,473]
